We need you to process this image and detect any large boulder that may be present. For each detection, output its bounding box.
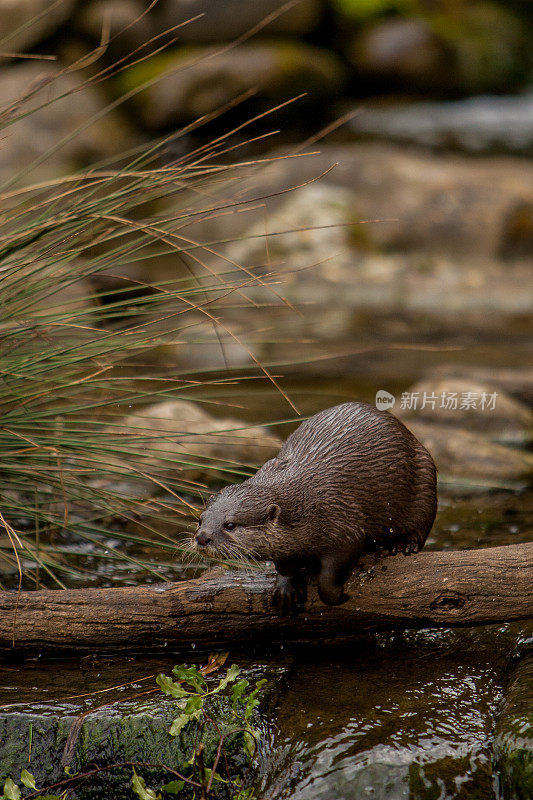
[397,378,533,445]
[405,421,533,488]
[116,40,344,130]
[427,365,533,408]
[221,181,533,340]
[225,181,360,284]
[236,143,533,260]
[107,398,282,483]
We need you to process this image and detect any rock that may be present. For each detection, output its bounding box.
[270,761,411,800]
[225,181,361,283]
[349,17,450,93]
[0,64,135,185]
[116,40,344,130]
[346,3,528,96]
[73,0,158,58]
[494,655,533,800]
[221,178,533,336]
[242,143,533,260]
[0,0,75,60]
[108,399,282,483]
[155,0,322,43]
[348,94,533,155]
[427,366,533,408]
[397,378,533,445]
[405,421,533,488]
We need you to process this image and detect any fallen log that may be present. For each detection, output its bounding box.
[0,543,531,653]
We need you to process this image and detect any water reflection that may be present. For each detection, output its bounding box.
[263,625,530,800]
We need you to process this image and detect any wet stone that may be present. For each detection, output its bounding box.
[348,95,533,155]
[398,378,533,446]
[493,655,533,800]
[405,420,533,490]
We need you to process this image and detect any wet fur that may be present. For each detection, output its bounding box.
[195,402,437,613]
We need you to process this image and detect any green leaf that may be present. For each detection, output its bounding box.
[156,673,190,699]
[243,730,257,761]
[132,770,160,800]
[231,679,249,707]
[183,694,203,714]
[330,0,410,21]
[212,664,240,694]
[244,680,266,720]
[20,770,36,789]
[160,780,185,795]
[202,768,227,784]
[171,665,207,693]
[3,779,21,800]
[169,707,202,736]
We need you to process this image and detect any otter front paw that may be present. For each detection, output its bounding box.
[318,556,352,606]
[272,573,307,616]
[318,584,350,606]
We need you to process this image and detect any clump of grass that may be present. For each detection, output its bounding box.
[0,47,301,590]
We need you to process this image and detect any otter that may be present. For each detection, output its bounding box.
[194,402,437,613]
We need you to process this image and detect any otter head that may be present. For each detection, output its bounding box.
[194,482,282,561]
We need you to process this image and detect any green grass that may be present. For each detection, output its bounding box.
[0,50,300,590]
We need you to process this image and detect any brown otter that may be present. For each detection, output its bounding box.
[194,402,437,613]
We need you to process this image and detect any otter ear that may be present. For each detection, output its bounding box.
[267,503,281,523]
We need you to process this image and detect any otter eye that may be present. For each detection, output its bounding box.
[223,521,236,531]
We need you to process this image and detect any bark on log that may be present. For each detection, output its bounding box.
[0,544,531,653]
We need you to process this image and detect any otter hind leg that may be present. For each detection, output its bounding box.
[272,560,307,616]
[317,555,353,606]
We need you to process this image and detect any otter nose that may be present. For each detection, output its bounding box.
[195,529,212,547]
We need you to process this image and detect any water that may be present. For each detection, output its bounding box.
[258,624,529,800]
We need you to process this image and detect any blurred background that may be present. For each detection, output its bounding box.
[3,0,532,385]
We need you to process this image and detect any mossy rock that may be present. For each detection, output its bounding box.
[345,2,529,96]
[116,40,345,130]
[0,696,243,799]
[0,659,283,799]
[493,655,533,800]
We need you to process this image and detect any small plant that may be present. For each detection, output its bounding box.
[153,661,266,797]
[157,661,266,759]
